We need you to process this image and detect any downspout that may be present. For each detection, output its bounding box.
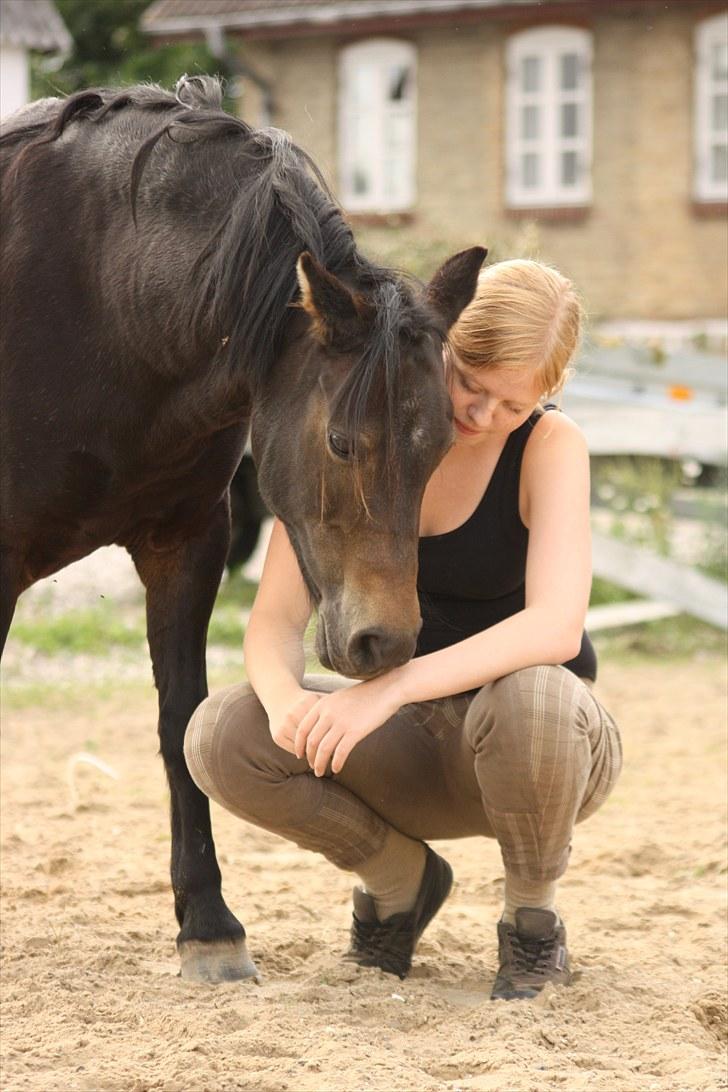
[204,24,274,125]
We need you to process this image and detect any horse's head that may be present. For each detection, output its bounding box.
[251,245,486,679]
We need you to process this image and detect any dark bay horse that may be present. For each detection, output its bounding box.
[0,76,485,982]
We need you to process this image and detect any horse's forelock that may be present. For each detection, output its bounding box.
[330,278,439,505]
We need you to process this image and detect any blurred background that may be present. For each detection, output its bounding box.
[0,0,726,674]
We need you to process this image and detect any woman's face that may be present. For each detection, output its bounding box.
[447,353,543,446]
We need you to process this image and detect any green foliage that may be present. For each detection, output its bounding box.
[591,455,728,582]
[591,456,682,557]
[31,0,232,103]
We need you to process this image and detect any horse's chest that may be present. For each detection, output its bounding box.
[23,431,245,581]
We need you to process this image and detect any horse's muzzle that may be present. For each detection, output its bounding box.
[343,625,417,679]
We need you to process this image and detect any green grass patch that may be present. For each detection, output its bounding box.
[207,605,246,647]
[11,608,146,654]
[593,613,726,662]
[8,574,257,658]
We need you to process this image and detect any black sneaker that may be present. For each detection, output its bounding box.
[491,908,571,1001]
[345,846,453,979]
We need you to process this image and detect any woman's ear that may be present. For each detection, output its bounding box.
[427,246,487,330]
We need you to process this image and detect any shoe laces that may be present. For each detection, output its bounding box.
[508,931,558,978]
[350,916,410,977]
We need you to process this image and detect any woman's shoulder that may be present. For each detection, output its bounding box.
[522,407,589,479]
[528,406,587,447]
[519,409,590,527]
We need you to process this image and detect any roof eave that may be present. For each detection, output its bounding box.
[142,0,549,37]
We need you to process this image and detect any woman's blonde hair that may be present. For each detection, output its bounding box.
[448,259,583,398]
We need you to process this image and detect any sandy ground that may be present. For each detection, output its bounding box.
[1,651,726,1092]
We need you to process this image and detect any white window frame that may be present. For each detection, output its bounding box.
[505,26,593,208]
[694,12,728,202]
[338,38,417,212]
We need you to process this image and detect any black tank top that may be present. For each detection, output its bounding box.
[416,407,597,681]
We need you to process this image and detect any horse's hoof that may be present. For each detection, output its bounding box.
[178,938,260,983]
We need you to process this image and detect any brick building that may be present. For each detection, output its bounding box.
[142,0,728,327]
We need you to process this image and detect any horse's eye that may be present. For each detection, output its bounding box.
[327,430,353,459]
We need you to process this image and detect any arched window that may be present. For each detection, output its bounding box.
[338,39,416,212]
[694,13,728,202]
[505,26,593,208]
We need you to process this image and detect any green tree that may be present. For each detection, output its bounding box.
[32,0,231,102]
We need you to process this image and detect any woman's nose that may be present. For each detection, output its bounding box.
[470,397,495,425]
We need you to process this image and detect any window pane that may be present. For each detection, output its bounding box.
[522,153,539,188]
[521,56,541,93]
[711,143,728,183]
[388,64,411,103]
[561,150,578,186]
[351,64,376,110]
[560,53,579,91]
[712,41,728,81]
[521,104,539,140]
[561,102,579,138]
[712,93,728,133]
[352,164,370,195]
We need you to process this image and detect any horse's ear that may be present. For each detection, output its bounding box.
[296,251,371,347]
[426,246,488,330]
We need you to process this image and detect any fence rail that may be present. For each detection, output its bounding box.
[591,532,727,630]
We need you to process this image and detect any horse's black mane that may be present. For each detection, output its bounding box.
[1,76,439,459]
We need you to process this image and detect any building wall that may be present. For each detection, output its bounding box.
[233,7,727,321]
[0,45,30,119]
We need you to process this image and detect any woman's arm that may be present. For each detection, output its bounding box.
[295,413,592,773]
[243,519,317,751]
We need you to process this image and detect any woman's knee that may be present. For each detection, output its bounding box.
[184,682,271,813]
[465,664,586,750]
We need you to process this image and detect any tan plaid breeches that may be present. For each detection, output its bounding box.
[184,665,621,882]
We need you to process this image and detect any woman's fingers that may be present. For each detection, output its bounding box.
[311,726,345,778]
[292,693,325,758]
[331,735,356,775]
[304,715,331,767]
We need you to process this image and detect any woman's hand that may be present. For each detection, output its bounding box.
[294,674,404,776]
[268,689,323,755]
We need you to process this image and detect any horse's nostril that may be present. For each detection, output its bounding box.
[346,627,414,675]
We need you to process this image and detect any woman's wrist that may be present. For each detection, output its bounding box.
[259,679,307,724]
[370,662,415,711]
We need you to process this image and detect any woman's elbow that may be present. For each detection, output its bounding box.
[557,621,585,663]
[538,613,584,662]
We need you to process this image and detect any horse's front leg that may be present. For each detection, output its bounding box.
[130,501,257,983]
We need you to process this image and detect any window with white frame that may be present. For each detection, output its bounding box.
[694,13,728,202]
[505,26,593,208]
[338,39,416,212]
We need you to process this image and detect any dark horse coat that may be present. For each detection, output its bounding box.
[0,77,485,981]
